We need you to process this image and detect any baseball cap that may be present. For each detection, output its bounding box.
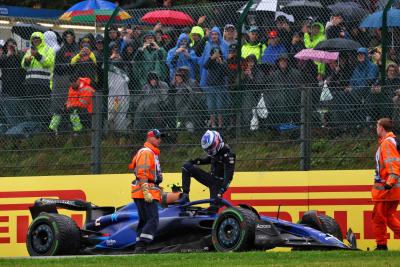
[268,30,279,39]
[147,129,165,138]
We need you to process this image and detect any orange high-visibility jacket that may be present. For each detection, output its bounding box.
[66,77,95,114]
[129,142,163,201]
[372,132,400,201]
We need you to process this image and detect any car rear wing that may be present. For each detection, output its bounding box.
[29,198,115,227]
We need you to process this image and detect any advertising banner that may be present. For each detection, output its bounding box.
[0,170,395,256]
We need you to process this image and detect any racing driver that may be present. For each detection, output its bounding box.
[129,129,165,253]
[177,130,236,211]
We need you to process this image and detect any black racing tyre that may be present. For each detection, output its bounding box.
[212,207,258,252]
[318,215,343,241]
[26,213,81,256]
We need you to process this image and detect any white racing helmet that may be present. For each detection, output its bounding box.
[201,130,224,156]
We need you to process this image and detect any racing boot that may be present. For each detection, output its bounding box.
[175,193,190,204]
[133,241,147,254]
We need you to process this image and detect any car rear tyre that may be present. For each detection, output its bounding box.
[212,207,258,252]
[26,213,81,256]
[318,215,343,241]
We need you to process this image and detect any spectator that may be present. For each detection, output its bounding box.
[122,39,138,101]
[49,29,78,133]
[368,64,400,122]
[94,34,104,91]
[261,30,287,65]
[0,38,25,127]
[189,26,206,57]
[267,54,303,125]
[173,68,198,132]
[276,15,293,51]
[133,31,168,88]
[325,13,347,39]
[133,72,169,130]
[71,36,97,84]
[204,45,228,128]
[109,25,123,52]
[289,32,305,68]
[241,54,265,125]
[189,25,206,81]
[44,31,61,53]
[223,24,237,46]
[325,56,355,130]
[166,33,195,83]
[371,47,395,70]
[349,47,379,124]
[241,26,266,61]
[304,22,326,80]
[21,32,55,126]
[65,77,95,133]
[199,26,228,87]
[109,41,123,67]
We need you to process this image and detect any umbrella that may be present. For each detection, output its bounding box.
[59,0,131,23]
[328,2,368,21]
[314,38,361,51]
[141,10,194,26]
[295,48,339,63]
[360,8,400,28]
[281,0,331,22]
[11,23,49,40]
[237,0,278,13]
[275,11,295,23]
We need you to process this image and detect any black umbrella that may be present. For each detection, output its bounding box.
[314,38,362,51]
[328,1,368,21]
[11,23,49,40]
[281,0,331,23]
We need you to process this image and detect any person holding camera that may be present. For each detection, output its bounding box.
[133,31,167,88]
[70,37,97,84]
[0,38,25,127]
[166,33,195,83]
[21,32,55,127]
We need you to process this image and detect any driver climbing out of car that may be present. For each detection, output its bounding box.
[129,129,165,253]
[177,130,236,212]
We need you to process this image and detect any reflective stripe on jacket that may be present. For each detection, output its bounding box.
[129,142,163,201]
[372,132,400,201]
[21,32,55,88]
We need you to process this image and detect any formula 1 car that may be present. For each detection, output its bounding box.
[26,193,357,256]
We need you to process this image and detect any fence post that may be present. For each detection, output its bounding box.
[380,0,394,86]
[235,0,253,142]
[91,7,120,174]
[300,87,311,171]
[91,91,102,174]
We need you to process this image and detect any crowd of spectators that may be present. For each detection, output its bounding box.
[1,2,400,136]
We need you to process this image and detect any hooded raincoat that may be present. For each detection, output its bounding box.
[21,31,55,89]
[198,26,228,88]
[166,33,195,82]
[304,22,326,75]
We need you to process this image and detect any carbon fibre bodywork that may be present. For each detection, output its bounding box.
[28,198,356,253]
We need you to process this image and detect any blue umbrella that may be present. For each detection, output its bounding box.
[360,8,400,28]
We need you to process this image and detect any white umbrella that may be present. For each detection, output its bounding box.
[237,0,278,13]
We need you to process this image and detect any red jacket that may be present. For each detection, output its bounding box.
[66,77,95,113]
[372,132,400,201]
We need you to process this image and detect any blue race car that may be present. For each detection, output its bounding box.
[26,192,357,256]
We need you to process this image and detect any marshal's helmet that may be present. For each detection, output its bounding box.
[201,130,224,156]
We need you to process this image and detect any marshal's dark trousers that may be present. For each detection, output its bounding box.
[134,198,159,243]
